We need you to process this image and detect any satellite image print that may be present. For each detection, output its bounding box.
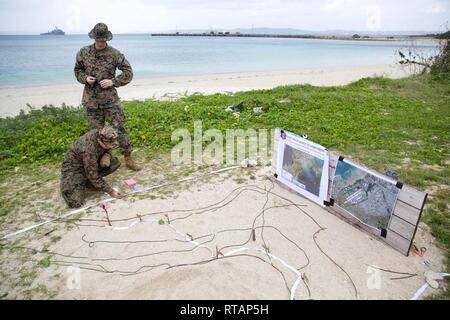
[281,144,324,197]
[332,160,399,230]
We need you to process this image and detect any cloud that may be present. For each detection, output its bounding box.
[0,0,447,33]
[425,2,446,14]
[366,5,382,31]
[324,0,348,10]
[66,5,81,31]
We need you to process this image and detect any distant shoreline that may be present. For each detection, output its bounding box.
[0,64,415,118]
[0,33,442,42]
[150,32,439,42]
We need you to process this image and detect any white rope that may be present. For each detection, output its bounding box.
[224,248,249,256]
[410,273,450,300]
[127,166,240,195]
[111,219,158,231]
[167,224,215,256]
[1,166,240,240]
[224,247,303,300]
[410,283,429,300]
[255,248,303,301]
[2,205,94,239]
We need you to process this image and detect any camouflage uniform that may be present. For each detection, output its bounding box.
[60,129,120,208]
[74,42,133,156]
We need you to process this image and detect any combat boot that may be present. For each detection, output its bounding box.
[125,155,142,171]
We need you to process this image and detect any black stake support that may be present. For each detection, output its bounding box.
[103,208,112,226]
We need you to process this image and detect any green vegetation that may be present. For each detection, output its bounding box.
[431,39,450,79]
[436,30,450,40]
[1,75,448,172]
[0,73,448,298]
[38,256,50,268]
[398,37,449,79]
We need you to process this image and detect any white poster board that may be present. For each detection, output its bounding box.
[273,128,427,256]
[331,158,400,232]
[275,130,329,207]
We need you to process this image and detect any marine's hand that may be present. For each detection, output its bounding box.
[100,79,113,88]
[99,153,111,168]
[86,76,96,85]
[111,190,124,199]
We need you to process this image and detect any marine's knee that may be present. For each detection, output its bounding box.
[60,174,86,208]
[61,189,85,208]
[87,118,105,130]
[108,106,126,128]
[68,198,84,208]
[115,125,127,135]
[86,109,105,129]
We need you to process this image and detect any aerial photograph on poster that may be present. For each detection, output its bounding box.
[332,160,400,230]
[281,144,324,197]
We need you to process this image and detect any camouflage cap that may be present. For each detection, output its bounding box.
[88,23,113,41]
[99,126,118,144]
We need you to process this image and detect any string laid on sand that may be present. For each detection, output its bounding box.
[1,166,240,240]
[7,177,363,300]
[410,273,450,300]
[168,223,215,257]
[223,247,303,300]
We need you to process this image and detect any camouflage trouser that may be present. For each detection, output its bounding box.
[60,157,121,208]
[86,103,132,156]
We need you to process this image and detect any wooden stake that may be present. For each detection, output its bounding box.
[101,205,112,226]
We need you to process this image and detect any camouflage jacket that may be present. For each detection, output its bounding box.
[61,130,113,194]
[74,44,133,109]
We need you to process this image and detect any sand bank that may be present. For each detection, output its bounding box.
[0,64,413,118]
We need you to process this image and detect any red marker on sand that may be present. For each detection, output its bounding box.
[101,202,112,226]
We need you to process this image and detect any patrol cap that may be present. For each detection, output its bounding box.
[99,126,118,145]
[88,23,113,41]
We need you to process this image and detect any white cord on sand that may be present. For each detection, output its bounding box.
[111,218,158,231]
[410,273,450,300]
[2,205,93,239]
[224,247,303,300]
[167,224,215,257]
[410,283,429,301]
[1,166,240,240]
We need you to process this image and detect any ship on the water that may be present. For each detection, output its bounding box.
[40,27,65,36]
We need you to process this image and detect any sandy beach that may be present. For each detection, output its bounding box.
[0,64,413,118]
[22,165,444,300]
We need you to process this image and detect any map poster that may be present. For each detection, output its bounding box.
[275,130,329,206]
[282,145,323,197]
[331,159,400,231]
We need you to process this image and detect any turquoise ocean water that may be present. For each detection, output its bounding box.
[0,34,437,89]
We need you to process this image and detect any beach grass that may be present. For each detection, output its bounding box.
[0,73,448,298]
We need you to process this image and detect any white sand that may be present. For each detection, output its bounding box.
[32,166,444,300]
[0,64,413,118]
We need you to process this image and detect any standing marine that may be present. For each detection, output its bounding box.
[74,22,142,171]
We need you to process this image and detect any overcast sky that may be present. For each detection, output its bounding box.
[0,0,448,34]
